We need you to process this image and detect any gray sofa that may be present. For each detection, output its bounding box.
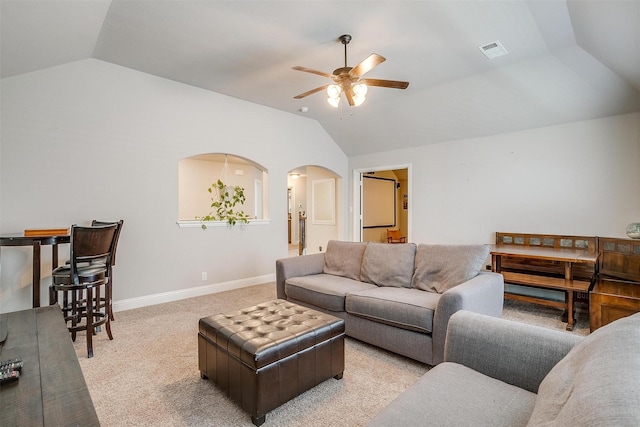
[276,240,504,365]
[368,310,640,426]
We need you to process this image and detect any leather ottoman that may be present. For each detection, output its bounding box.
[198,299,345,426]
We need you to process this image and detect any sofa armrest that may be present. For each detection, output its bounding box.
[275,253,325,299]
[445,310,582,393]
[431,271,504,365]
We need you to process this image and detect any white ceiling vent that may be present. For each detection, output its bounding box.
[478,40,508,59]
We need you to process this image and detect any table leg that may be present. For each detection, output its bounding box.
[52,243,59,269]
[492,254,501,273]
[565,262,574,331]
[32,241,41,308]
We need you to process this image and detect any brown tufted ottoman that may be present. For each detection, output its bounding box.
[198,299,345,426]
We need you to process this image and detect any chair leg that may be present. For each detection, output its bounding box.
[70,290,78,342]
[86,286,94,358]
[105,317,113,341]
[49,286,57,306]
[108,275,115,321]
[102,284,114,341]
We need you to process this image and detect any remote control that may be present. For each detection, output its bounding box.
[0,358,22,371]
[0,369,19,385]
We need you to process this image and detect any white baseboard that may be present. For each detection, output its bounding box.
[112,274,275,313]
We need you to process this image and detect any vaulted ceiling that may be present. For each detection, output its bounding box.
[2,1,639,156]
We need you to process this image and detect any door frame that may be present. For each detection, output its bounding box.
[352,163,412,242]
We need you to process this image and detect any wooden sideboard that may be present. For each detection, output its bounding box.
[590,237,640,332]
[0,306,99,426]
[492,232,598,331]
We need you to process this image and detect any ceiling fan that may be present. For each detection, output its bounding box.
[292,34,409,108]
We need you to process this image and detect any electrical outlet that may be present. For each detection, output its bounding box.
[201,272,207,281]
[319,246,322,252]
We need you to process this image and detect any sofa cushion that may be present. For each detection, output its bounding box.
[285,273,377,312]
[361,242,417,288]
[323,240,368,281]
[527,313,640,426]
[411,244,490,293]
[346,287,440,333]
[367,362,536,427]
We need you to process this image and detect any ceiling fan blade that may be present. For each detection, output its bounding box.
[360,78,409,89]
[350,53,386,78]
[292,66,334,79]
[293,84,330,99]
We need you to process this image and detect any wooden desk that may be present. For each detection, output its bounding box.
[0,233,69,308]
[491,242,597,331]
[0,306,99,426]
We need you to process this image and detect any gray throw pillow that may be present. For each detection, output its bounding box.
[527,312,640,426]
[361,242,417,288]
[411,244,489,293]
[323,240,368,281]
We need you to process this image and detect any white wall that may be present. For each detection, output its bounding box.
[0,59,348,313]
[350,112,640,245]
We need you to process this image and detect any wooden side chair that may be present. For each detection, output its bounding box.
[387,229,407,244]
[49,223,118,358]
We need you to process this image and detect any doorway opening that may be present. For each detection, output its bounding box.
[353,165,411,243]
[288,165,342,256]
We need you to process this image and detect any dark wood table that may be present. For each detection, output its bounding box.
[0,233,70,307]
[0,305,99,426]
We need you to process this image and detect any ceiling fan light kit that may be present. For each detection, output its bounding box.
[293,34,409,109]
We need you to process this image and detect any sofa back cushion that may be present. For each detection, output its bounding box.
[527,312,640,426]
[323,240,368,281]
[361,242,417,288]
[411,244,489,293]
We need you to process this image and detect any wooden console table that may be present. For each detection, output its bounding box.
[492,233,598,331]
[0,306,99,426]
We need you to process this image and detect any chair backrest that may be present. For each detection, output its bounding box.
[387,229,401,239]
[91,220,124,266]
[69,224,118,277]
[387,229,405,242]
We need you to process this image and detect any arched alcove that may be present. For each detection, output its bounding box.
[178,153,269,223]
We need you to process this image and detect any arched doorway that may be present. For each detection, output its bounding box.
[287,165,342,256]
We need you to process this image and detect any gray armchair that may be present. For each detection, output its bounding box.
[368,310,640,426]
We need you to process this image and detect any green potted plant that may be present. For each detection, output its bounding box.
[198,179,251,228]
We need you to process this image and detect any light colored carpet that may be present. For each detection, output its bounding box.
[74,282,588,426]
